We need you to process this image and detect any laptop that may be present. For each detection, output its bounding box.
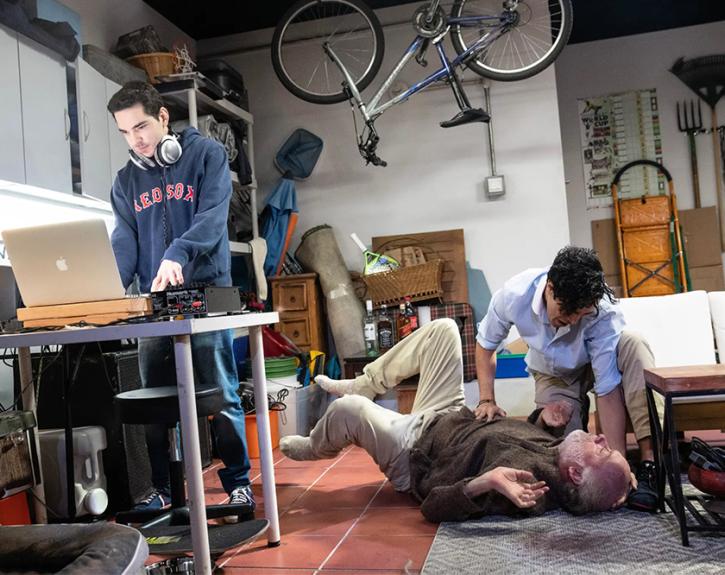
[2,219,126,307]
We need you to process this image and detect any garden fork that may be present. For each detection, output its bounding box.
[677,100,704,208]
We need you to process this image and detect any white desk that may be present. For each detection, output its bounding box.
[0,312,280,575]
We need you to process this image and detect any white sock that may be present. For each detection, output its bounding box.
[315,375,356,396]
[315,375,377,399]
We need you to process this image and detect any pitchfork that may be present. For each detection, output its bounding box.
[677,99,704,208]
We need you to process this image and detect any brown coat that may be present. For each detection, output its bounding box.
[408,408,585,522]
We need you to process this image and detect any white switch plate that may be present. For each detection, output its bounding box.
[485,175,505,197]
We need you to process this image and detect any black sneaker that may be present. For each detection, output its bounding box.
[132,488,171,511]
[222,485,256,524]
[627,460,658,512]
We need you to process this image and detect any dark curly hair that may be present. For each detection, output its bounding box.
[547,246,615,315]
[107,81,164,118]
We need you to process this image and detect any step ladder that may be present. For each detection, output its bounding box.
[610,159,688,297]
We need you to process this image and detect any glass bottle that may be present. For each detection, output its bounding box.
[404,296,418,332]
[377,304,394,353]
[397,302,409,341]
[363,299,378,357]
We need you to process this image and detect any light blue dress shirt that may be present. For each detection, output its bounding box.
[476,268,625,396]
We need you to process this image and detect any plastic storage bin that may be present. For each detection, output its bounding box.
[495,354,528,378]
[38,426,109,518]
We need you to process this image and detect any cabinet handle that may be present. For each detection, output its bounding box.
[290,296,296,303]
[64,108,70,141]
[293,330,300,338]
[83,111,90,142]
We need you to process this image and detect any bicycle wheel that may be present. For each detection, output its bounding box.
[450,0,572,81]
[271,0,385,105]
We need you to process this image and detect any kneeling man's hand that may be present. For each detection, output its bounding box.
[474,402,507,422]
[540,400,574,428]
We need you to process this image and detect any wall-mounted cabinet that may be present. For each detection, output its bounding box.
[76,60,129,201]
[0,22,73,193]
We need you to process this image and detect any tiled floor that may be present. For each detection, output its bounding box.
[145,445,436,574]
[144,429,725,573]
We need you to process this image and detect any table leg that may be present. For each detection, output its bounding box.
[173,335,212,574]
[664,397,689,546]
[645,387,666,512]
[18,346,47,524]
[249,325,281,546]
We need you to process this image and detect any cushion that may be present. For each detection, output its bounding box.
[617,290,715,367]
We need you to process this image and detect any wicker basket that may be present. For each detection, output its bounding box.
[363,259,444,308]
[126,52,176,83]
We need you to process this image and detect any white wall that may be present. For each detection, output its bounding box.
[59,0,195,53]
[556,21,725,250]
[199,4,570,301]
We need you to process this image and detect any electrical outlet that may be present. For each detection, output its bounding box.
[485,175,505,198]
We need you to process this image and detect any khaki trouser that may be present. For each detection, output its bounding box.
[532,330,655,441]
[308,318,465,491]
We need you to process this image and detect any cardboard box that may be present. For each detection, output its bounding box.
[591,218,619,277]
[679,207,722,268]
[688,265,725,292]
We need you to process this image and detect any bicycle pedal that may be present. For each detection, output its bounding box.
[440,108,490,128]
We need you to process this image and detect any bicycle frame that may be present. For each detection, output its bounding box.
[323,13,507,123]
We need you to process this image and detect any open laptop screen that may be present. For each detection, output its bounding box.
[1,219,126,307]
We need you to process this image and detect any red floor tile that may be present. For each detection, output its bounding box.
[223,535,341,568]
[315,465,387,487]
[221,569,315,575]
[369,482,419,508]
[279,506,360,537]
[290,484,382,510]
[252,484,307,510]
[322,535,432,571]
[320,571,420,575]
[352,507,437,537]
[269,466,335,487]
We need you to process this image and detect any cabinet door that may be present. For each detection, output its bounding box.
[106,79,129,181]
[77,59,112,201]
[0,24,25,184]
[17,34,72,193]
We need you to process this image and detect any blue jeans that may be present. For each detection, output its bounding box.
[137,329,250,495]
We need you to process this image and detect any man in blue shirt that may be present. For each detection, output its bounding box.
[475,246,657,511]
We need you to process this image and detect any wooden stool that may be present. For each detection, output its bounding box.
[644,365,725,546]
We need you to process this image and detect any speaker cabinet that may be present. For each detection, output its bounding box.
[22,346,213,513]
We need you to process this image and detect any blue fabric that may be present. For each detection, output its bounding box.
[110,128,233,293]
[261,178,298,277]
[476,268,626,396]
[274,128,323,179]
[138,329,250,494]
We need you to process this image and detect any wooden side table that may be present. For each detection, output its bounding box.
[643,365,725,546]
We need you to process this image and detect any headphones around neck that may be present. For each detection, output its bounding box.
[129,132,183,171]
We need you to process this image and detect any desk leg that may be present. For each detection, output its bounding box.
[173,335,212,574]
[18,346,47,524]
[249,325,281,546]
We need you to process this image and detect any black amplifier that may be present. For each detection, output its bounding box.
[151,285,246,316]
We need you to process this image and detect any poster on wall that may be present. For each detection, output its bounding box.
[578,89,664,208]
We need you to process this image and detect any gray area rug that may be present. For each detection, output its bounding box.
[422,508,725,575]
